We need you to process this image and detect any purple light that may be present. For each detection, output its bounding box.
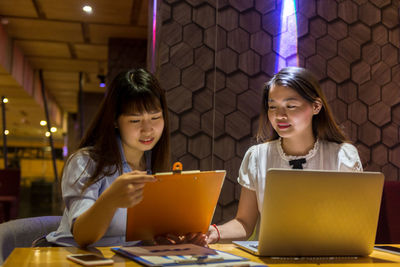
[99,82,106,88]
[275,0,298,73]
[151,0,158,73]
[63,145,68,158]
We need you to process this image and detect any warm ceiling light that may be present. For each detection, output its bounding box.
[40,120,47,126]
[50,127,57,133]
[83,5,93,13]
[4,130,9,135]
[2,97,8,103]
[45,131,51,137]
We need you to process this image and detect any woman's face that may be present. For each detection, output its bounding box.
[267,84,320,140]
[117,108,164,156]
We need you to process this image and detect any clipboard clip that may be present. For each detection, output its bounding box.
[172,162,183,174]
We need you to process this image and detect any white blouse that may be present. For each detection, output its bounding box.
[238,139,363,214]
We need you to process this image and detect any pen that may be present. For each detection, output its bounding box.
[145,150,152,174]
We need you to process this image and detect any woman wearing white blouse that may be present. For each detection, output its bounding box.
[207,67,362,244]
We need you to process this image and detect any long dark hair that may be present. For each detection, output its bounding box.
[257,66,347,144]
[75,68,170,192]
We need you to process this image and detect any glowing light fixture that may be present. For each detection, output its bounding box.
[275,0,298,72]
[97,74,106,88]
[83,5,93,14]
[4,130,9,135]
[2,97,8,103]
[50,127,57,133]
[45,131,51,137]
[40,120,47,126]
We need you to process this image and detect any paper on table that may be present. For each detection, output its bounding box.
[118,244,218,256]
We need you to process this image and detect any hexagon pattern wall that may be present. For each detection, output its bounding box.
[157,0,400,224]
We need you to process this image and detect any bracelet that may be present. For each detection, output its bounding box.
[211,224,220,243]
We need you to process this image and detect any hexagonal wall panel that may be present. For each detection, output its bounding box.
[193,88,213,113]
[214,135,236,161]
[227,28,250,53]
[328,20,348,40]
[216,48,238,74]
[371,62,391,86]
[250,31,272,55]
[359,80,381,105]
[226,72,248,94]
[368,102,391,127]
[172,2,192,26]
[262,9,282,36]
[193,4,215,28]
[240,10,262,34]
[358,121,381,146]
[201,110,225,138]
[171,132,188,158]
[317,35,337,59]
[348,101,368,124]
[183,23,203,48]
[188,133,211,159]
[349,23,371,44]
[159,63,181,90]
[338,37,361,63]
[372,144,388,166]
[225,111,251,140]
[338,1,358,24]
[382,124,399,148]
[170,42,194,69]
[359,2,381,26]
[238,50,261,76]
[327,56,350,83]
[182,65,205,92]
[219,8,239,31]
[338,81,357,104]
[180,110,201,136]
[165,86,192,114]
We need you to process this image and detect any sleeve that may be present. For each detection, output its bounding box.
[237,145,258,191]
[337,143,363,172]
[61,151,101,229]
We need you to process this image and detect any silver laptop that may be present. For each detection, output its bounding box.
[233,168,384,257]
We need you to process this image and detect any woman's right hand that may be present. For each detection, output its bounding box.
[99,170,156,209]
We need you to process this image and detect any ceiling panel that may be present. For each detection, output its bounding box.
[137,0,148,26]
[74,44,108,60]
[14,40,70,57]
[45,81,78,92]
[42,71,79,82]
[28,57,100,72]
[89,24,147,44]
[0,74,21,87]
[3,18,84,42]
[0,0,38,18]
[39,0,134,25]
[0,0,148,145]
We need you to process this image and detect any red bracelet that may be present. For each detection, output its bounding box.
[212,224,220,243]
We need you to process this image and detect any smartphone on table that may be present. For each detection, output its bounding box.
[67,254,114,266]
[374,246,400,256]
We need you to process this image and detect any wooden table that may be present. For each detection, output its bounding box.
[3,244,400,266]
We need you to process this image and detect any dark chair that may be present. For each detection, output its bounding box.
[0,169,21,222]
[375,181,400,244]
[0,215,62,264]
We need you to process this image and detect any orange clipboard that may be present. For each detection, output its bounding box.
[126,163,226,241]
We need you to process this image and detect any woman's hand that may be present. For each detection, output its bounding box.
[99,170,156,209]
[206,225,220,244]
[154,232,208,247]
